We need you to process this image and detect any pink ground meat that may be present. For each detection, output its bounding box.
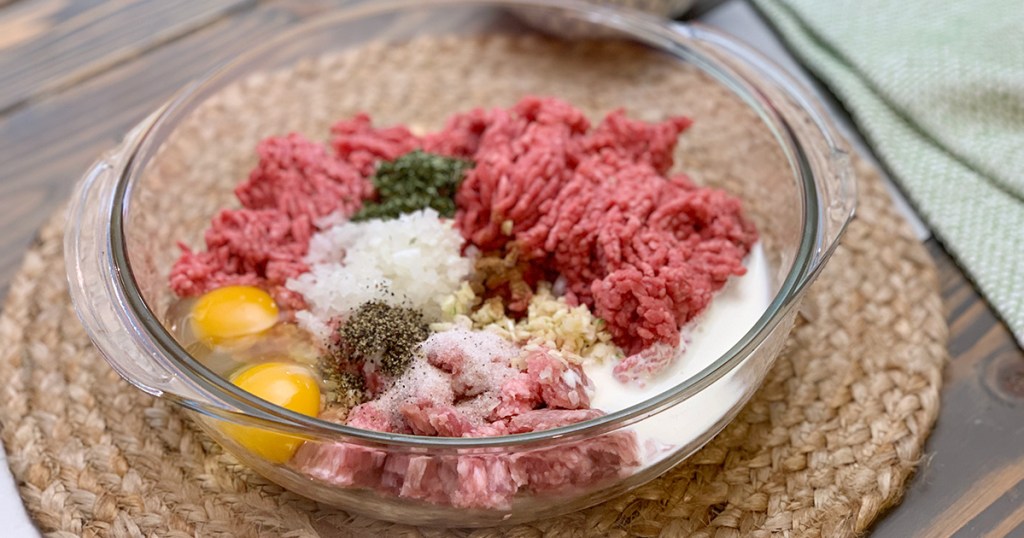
[525,350,592,410]
[292,412,637,509]
[506,408,603,433]
[613,342,681,386]
[168,207,311,309]
[330,113,421,177]
[169,132,376,307]
[513,430,639,493]
[171,97,754,354]
[344,334,587,436]
[488,351,593,420]
[400,399,476,437]
[452,97,757,353]
[170,98,755,508]
[292,333,639,509]
[238,133,372,220]
[490,373,542,420]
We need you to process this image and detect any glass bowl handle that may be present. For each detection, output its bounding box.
[800,143,856,295]
[64,113,232,410]
[683,24,857,295]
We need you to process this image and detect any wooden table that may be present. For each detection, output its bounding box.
[0,1,1020,536]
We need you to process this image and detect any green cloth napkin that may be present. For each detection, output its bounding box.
[750,0,1024,347]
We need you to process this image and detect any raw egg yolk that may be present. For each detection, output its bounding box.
[191,286,278,346]
[225,362,321,463]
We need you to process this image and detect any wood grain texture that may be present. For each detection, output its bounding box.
[0,0,342,300]
[0,0,255,113]
[0,0,103,49]
[0,0,1020,536]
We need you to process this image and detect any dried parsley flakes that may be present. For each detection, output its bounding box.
[353,150,471,221]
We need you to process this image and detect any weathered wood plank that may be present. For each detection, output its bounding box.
[983,499,1024,538]
[960,478,1024,537]
[0,1,346,299]
[0,0,106,49]
[0,0,255,113]
[0,2,1020,536]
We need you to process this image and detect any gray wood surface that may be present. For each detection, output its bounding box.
[0,1,1021,536]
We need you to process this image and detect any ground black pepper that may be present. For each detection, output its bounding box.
[338,300,430,376]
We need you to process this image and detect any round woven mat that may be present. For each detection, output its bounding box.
[0,157,947,538]
[0,43,946,538]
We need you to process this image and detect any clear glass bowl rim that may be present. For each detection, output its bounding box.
[106,0,835,448]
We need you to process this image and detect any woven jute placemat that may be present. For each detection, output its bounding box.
[0,36,947,537]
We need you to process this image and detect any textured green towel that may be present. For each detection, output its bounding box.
[750,0,1024,347]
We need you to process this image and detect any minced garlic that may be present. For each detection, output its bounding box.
[434,282,623,365]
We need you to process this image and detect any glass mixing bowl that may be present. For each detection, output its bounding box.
[65,0,854,526]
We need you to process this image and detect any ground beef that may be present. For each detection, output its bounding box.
[451,97,757,353]
[168,208,311,310]
[330,113,421,177]
[169,133,373,307]
[238,133,372,220]
[171,98,753,353]
[526,157,757,354]
[454,98,590,252]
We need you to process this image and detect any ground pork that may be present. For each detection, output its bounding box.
[292,406,637,509]
[292,331,637,509]
[490,349,592,419]
[612,342,681,386]
[294,441,385,489]
[420,328,520,399]
[509,429,639,493]
[400,399,476,437]
[525,350,592,410]
[506,408,603,433]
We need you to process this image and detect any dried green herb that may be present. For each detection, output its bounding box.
[353,150,472,221]
[338,301,430,376]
